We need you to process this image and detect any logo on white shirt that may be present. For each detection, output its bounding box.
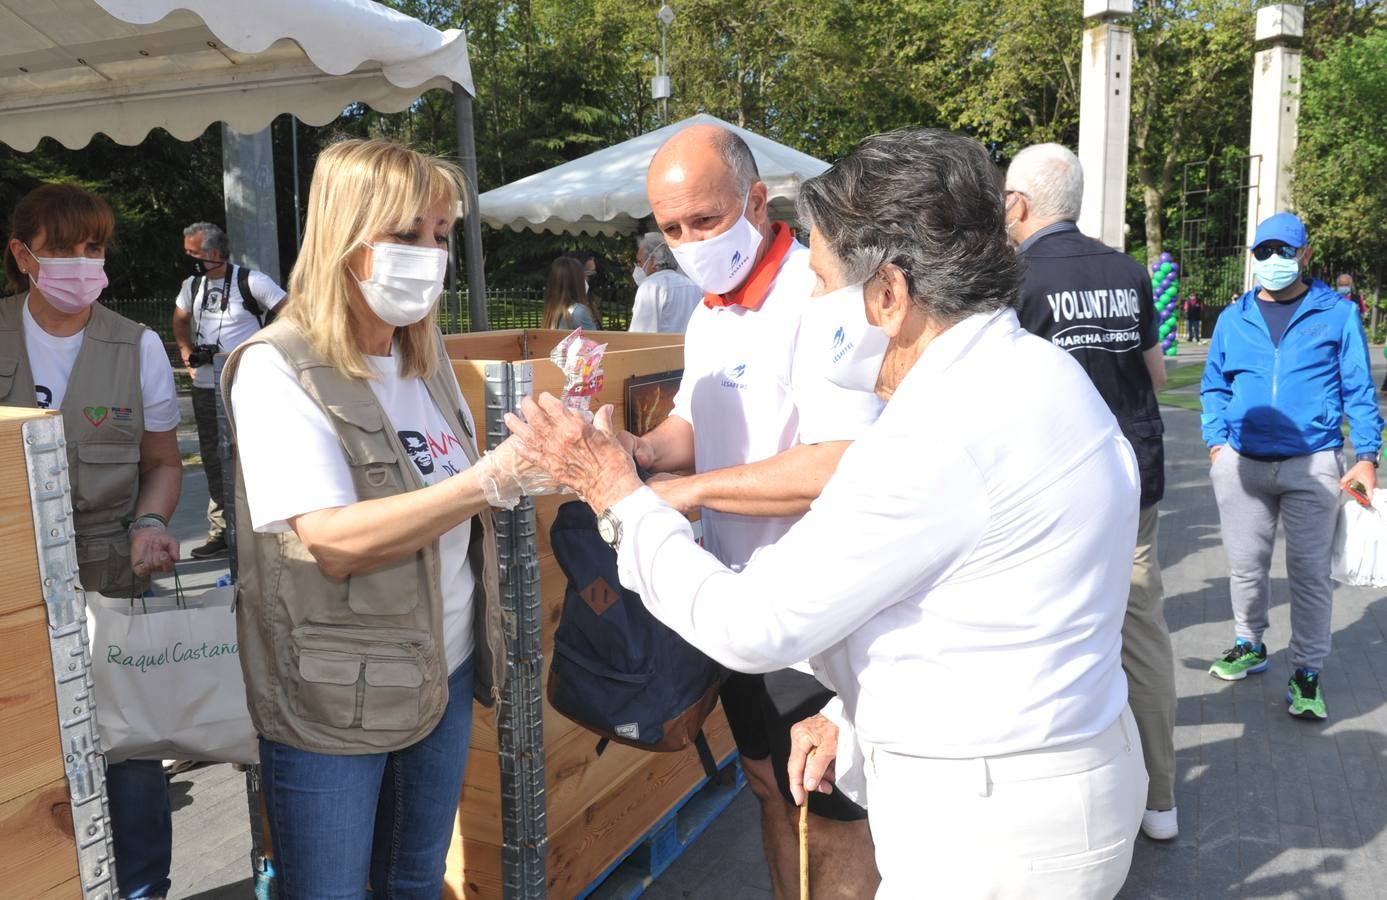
[399,430,435,475]
[721,363,749,390]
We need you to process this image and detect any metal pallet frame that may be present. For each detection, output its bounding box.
[487,362,549,899]
[22,416,118,899]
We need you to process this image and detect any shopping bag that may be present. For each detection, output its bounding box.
[87,582,257,765]
[1330,491,1387,588]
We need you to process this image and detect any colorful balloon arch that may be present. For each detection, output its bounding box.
[1150,252,1180,357]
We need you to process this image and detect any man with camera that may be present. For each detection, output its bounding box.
[172,222,285,558]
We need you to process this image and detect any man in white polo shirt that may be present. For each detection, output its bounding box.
[510,127,1147,899]
[620,123,883,896]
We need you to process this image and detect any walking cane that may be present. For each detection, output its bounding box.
[799,801,810,900]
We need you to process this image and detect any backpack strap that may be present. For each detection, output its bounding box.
[692,730,718,779]
[237,266,265,324]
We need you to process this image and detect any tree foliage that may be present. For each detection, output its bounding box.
[1293,25,1387,287]
[1,0,1382,298]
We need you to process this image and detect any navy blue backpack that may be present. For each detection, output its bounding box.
[547,500,725,773]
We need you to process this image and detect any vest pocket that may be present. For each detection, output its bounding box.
[291,625,432,732]
[73,442,141,515]
[293,650,361,728]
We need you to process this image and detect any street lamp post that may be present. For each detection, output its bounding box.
[653,4,675,125]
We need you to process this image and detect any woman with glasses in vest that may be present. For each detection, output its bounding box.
[3,184,183,899]
[223,139,545,898]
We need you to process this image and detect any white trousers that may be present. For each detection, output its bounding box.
[864,706,1147,899]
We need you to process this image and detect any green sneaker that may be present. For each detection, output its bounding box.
[1287,669,1327,720]
[1209,639,1269,681]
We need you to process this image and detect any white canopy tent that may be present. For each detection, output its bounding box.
[478,113,830,236]
[0,0,491,325]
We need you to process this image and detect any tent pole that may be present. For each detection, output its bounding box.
[454,82,489,331]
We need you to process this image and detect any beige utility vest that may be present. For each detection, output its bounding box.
[0,294,147,596]
[222,321,505,754]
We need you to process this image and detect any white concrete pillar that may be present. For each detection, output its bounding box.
[221,124,282,284]
[1245,3,1303,286]
[1077,0,1133,250]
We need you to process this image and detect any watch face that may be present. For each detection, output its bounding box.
[597,514,618,544]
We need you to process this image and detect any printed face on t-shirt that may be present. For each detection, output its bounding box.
[35,385,53,409]
[399,430,435,475]
[201,281,227,313]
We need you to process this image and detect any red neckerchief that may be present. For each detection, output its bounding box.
[703,221,794,311]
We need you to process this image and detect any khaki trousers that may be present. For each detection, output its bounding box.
[1123,504,1177,810]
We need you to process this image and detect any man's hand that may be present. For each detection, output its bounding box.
[130,527,179,577]
[1210,444,1225,464]
[615,429,657,470]
[646,473,701,516]
[786,714,839,807]
[1341,460,1378,503]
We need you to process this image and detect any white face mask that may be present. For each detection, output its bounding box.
[816,281,890,393]
[632,264,648,286]
[355,243,447,328]
[669,194,764,295]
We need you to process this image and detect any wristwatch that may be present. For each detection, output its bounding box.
[1356,454,1380,469]
[596,508,623,549]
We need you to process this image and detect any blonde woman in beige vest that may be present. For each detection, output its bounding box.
[3,184,183,898]
[222,139,543,898]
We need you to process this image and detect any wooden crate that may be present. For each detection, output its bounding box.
[0,408,82,898]
[440,331,738,899]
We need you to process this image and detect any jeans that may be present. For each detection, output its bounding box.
[260,656,475,899]
[107,759,173,898]
[1186,318,1201,342]
[191,386,225,539]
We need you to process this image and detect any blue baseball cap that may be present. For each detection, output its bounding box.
[1252,212,1307,249]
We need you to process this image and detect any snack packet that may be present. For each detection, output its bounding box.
[549,329,607,417]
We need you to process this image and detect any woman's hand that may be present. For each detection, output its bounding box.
[504,394,643,513]
[473,434,562,509]
[130,526,180,577]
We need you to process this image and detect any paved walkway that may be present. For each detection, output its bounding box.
[162,347,1387,899]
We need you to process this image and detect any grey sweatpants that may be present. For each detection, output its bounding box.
[1209,447,1342,671]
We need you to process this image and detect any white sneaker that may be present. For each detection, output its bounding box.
[1141,806,1178,840]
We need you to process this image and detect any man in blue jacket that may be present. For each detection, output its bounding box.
[1201,212,1382,720]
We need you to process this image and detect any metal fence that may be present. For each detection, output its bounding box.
[103,285,635,342]
[1177,154,1259,334]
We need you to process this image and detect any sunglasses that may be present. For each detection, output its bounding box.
[1251,244,1298,261]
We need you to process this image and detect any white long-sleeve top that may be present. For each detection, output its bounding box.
[612,309,1138,758]
[628,269,702,334]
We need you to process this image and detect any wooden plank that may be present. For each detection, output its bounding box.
[31,876,80,899]
[546,714,736,898]
[442,330,527,362]
[0,778,78,897]
[451,360,493,451]
[442,835,503,900]
[0,414,45,618]
[0,605,65,806]
[522,329,683,361]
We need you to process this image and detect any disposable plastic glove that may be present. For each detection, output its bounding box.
[473,436,562,509]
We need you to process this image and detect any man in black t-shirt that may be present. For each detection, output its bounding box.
[1006,143,1178,843]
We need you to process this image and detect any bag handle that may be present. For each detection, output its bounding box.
[126,565,189,614]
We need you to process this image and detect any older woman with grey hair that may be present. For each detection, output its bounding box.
[509,128,1146,898]
[629,233,701,333]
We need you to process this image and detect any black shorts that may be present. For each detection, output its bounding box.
[719,669,867,822]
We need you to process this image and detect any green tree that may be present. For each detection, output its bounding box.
[1292,26,1387,294]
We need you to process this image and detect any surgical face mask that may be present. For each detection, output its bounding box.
[669,195,764,295]
[816,281,890,393]
[632,264,648,286]
[26,245,108,314]
[1252,253,1301,292]
[354,243,447,327]
[1337,285,1353,296]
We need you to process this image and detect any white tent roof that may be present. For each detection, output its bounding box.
[0,0,473,150]
[478,114,831,236]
